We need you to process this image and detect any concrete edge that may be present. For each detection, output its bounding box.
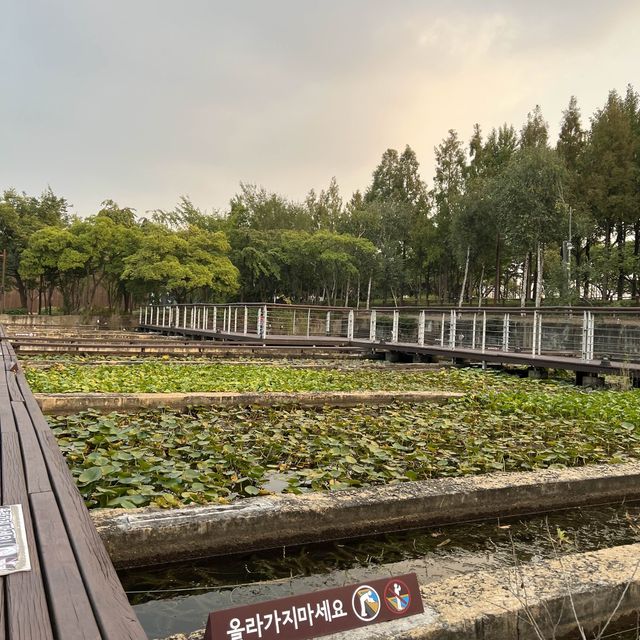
[164,541,640,640]
[92,460,640,569]
[35,390,463,414]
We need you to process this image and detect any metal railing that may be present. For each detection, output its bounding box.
[139,304,640,363]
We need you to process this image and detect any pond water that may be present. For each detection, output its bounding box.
[119,500,640,639]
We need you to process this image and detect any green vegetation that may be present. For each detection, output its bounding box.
[3,86,640,310]
[26,364,541,394]
[50,382,640,509]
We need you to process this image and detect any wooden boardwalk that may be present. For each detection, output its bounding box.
[0,326,147,640]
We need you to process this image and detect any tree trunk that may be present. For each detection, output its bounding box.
[633,222,640,301]
[458,246,470,308]
[535,243,543,308]
[520,253,530,308]
[477,264,485,308]
[494,234,501,303]
[617,221,626,300]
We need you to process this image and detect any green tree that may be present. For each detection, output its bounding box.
[121,224,239,303]
[0,188,68,309]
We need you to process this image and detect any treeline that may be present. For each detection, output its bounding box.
[1,85,639,313]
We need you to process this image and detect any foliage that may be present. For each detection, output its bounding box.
[49,382,640,509]
[3,85,640,310]
[26,362,531,394]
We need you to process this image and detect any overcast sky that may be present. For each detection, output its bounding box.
[1,1,639,217]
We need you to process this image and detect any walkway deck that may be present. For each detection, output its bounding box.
[0,326,146,639]
[136,303,640,380]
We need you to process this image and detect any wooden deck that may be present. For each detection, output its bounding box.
[0,326,147,639]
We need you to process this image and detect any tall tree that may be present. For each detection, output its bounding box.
[0,188,68,309]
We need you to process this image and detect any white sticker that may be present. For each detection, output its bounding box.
[0,504,31,576]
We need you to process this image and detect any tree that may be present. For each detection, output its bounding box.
[121,224,239,303]
[494,146,566,305]
[0,188,68,309]
[584,90,637,299]
[19,225,89,313]
[432,130,466,302]
[520,105,549,149]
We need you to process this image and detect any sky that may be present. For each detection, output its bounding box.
[1,0,639,217]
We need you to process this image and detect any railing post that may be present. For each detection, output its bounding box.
[587,312,595,360]
[449,310,456,348]
[183,306,187,329]
[581,311,589,359]
[244,306,248,334]
[168,306,173,327]
[306,309,311,338]
[203,307,208,331]
[440,313,445,347]
[228,306,232,332]
[502,313,510,352]
[369,310,377,342]
[144,306,149,325]
[347,310,355,340]
[139,307,143,324]
[162,306,166,326]
[418,310,425,346]
[532,311,538,356]
[175,306,179,328]
[325,311,331,335]
[234,307,238,333]
[262,305,268,339]
[537,313,542,356]
[471,313,477,350]
[292,309,297,336]
[222,307,227,333]
[482,311,487,354]
[392,310,399,343]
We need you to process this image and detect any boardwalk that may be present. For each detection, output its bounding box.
[140,303,640,380]
[0,326,146,640]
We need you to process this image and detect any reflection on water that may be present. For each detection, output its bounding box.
[119,501,640,639]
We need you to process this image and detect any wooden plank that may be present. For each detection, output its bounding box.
[16,374,50,432]
[37,429,147,639]
[30,491,102,640]
[1,432,54,640]
[11,402,51,495]
[5,371,23,403]
[0,575,5,640]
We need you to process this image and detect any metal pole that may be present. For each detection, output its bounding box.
[482,311,487,354]
[325,311,331,335]
[418,310,425,346]
[306,309,311,338]
[537,313,543,356]
[262,305,268,339]
[440,313,445,347]
[347,310,354,340]
[449,310,456,348]
[369,310,377,342]
[244,306,248,334]
[144,306,148,324]
[213,306,217,332]
[392,310,399,343]
[234,307,238,333]
[1,248,6,314]
[532,311,537,356]
[471,313,476,350]
[502,313,510,352]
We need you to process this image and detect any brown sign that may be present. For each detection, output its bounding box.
[204,572,423,640]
